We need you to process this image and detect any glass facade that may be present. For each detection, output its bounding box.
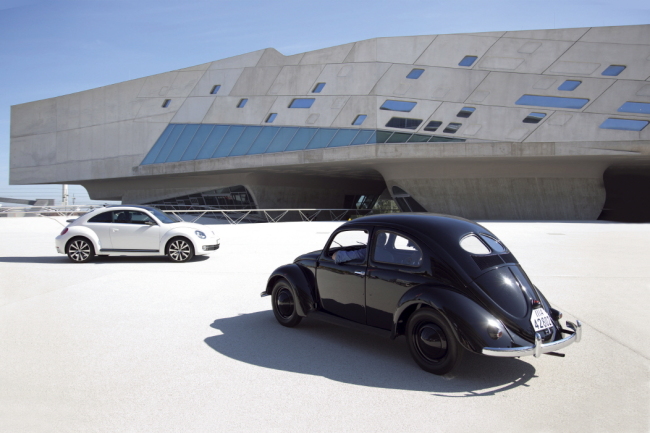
[146,185,256,210]
[141,124,466,165]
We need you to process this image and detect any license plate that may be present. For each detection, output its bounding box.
[530,308,554,332]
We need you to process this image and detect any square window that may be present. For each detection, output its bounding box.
[289,98,315,108]
[406,68,424,79]
[312,83,326,93]
[380,100,417,112]
[457,107,475,118]
[162,99,171,108]
[266,113,277,123]
[352,115,367,126]
[443,123,461,134]
[602,65,626,76]
[458,56,478,67]
[558,80,581,91]
[237,99,248,108]
[523,112,547,124]
[618,102,650,114]
[210,85,221,95]
[424,121,442,132]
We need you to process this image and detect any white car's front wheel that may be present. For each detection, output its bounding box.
[66,237,95,263]
[166,237,194,262]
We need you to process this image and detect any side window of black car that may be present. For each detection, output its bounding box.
[88,211,113,223]
[326,230,368,262]
[373,231,423,267]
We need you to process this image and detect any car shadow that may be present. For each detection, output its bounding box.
[0,255,211,264]
[204,311,537,395]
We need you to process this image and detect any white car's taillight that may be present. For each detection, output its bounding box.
[60,228,68,235]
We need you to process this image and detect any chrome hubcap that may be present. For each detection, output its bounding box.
[415,323,448,361]
[276,288,295,318]
[69,240,90,262]
[169,240,191,261]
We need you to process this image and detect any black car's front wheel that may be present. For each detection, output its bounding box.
[271,279,302,327]
[406,307,463,375]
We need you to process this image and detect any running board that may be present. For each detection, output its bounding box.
[308,311,391,339]
[99,249,160,253]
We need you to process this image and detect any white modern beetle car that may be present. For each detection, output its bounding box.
[55,205,220,263]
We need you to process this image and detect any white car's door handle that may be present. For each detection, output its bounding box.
[112,229,118,232]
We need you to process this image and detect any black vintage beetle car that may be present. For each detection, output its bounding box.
[261,214,582,375]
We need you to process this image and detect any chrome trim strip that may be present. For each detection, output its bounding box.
[482,320,582,358]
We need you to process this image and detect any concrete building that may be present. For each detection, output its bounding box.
[10,25,650,221]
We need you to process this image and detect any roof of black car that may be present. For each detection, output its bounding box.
[345,213,486,239]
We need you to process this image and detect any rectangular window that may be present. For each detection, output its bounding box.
[247,127,280,154]
[523,112,547,124]
[196,125,230,159]
[350,130,375,145]
[459,56,478,67]
[424,121,442,132]
[312,83,326,93]
[352,114,367,126]
[237,98,248,108]
[558,80,581,91]
[515,95,589,109]
[162,99,171,108]
[600,118,648,131]
[380,100,417,112]
[328,129,361,148]
[443,123,461,134]
[306,129,338,149]
[210,85,221,95]
[265,127,299,153]
[406,68,424,79]
[229,126,263,156]
[618,102,650,115]
[407,134,431,143]
[457,107,475,118]
[266,113,277,123]
[602,65,626,76]
[166,124,200,162]
[212,126,245,157]
[386,132,412,143]
[289,98,315,108]
[180,124,215,161]
[385,117,422,130]
[285,128,318,151]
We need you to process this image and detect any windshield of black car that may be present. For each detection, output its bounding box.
[148,207,178,224]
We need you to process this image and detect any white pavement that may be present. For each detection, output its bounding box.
[0,217,648,433]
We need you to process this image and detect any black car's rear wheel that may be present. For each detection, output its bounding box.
[406,307,463,375]
[271,279,302,327]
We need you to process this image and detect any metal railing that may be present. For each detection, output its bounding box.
[0,205,377,224]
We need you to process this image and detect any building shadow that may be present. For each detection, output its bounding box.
[204,311,537,395]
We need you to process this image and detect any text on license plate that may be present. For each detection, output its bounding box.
[530,308,554,332]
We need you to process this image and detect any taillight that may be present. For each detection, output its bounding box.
[60,228,68,235]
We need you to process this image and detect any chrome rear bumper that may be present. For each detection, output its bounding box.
[482,320,582,358]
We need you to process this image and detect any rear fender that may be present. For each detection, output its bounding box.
[265,264,316,317]
[65,226,101,252]
[393,285,515,354]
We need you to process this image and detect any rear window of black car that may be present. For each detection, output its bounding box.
[459,234,507,255]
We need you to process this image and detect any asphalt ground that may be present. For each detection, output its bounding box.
[1,216,648,432]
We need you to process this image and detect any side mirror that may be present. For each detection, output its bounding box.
[145,220,155,226]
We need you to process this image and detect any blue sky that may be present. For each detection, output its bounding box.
[1,0,648,204]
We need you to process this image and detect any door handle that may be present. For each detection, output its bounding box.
[354,271,365,277]
[112,229,118,232]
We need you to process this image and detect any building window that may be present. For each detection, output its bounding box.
[443,123,461,134]
[237,99,248,108]
[392,186,427,212]
[458,56,478,67]
[558,80,581,91]
[424,121,442,132]
[600,118,648,131]
[406,68,424,79]
[312,83,326,93]
[352,115,367,126]
[457,107,475,118]
[515,95,589,109]
[523,112,547,124]
[210,85,221,95]
[618,102,650,115]
[385,117,422,130]
[602,65,626,76]
[266,113,277,123]
[380,100,417,112]
[162,99,171,108]
[289,98,315,108]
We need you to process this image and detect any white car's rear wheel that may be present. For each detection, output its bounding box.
[167,237,194,262]
[66,237,95,263]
